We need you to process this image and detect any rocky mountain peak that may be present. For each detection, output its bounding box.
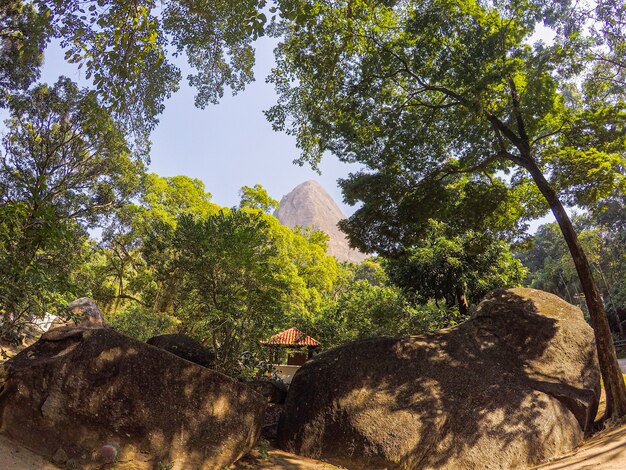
[274,180,368,263]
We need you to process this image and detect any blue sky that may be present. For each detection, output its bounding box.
[41,37,361,215]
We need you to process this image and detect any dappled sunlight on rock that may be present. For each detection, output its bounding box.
[278,288,600,469]
[0,327,266,469]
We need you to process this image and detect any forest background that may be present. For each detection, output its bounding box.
[1,0,625,399]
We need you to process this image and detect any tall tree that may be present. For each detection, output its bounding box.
[521,212,626,336]
[0,0,50,106]
[267,0,626,417]
[385,221,527,316]
[239,183,280,213]
[586,0,626,101]
[0,77,141,336]
[94,173,220,310]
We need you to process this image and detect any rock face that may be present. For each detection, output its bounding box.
[147,333,216,368]
[247,379,288,404]
[275,180,368,263]
[68,297,106,327]
[50,297,105,330]
[0,327,266,469]
[277,288,600,469]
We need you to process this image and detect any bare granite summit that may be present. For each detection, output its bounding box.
[274,181,368,263]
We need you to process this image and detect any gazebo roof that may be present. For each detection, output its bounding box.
[261,327,321,347]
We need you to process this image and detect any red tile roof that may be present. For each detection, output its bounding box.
[262,327,321,347]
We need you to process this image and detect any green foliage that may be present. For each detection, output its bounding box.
[0,0,50,106]
[99,203,341,370]
[160,210,288,366]
[133,173,220,229]
[2,0,276,155]
[267,3,626,406]
[293,259,469,349]
[239,184,279,213]
[108,304,179,342]
[546,148,625,207]
[585,0,626,102]
[90,173,219,311]
[267,0,625,242]
[2,78,142,225]
[520,206,626,329]
[92,181,482,367]
[385,220,527,310]
[0,202,87,339]
[0,77,141,338]
[325,279,415,343]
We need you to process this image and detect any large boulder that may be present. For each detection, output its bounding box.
[0,327,266,469]
[50,297,105,330]
[67,297,105,327]
[278,288,600,469]
[147,333,216,368]
[247,379,288,404]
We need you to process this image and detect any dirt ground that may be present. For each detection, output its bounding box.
[534,420,626,469]
[0,436,340,470]
[0,435,59,470]
[4,428,626,470]
[235,449,341,469]
[2,415,626,469]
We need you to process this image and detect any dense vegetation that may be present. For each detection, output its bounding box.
[520,195,626,335]
[0,164,527,371]
[1,0,625,417]
[267,0,626,416]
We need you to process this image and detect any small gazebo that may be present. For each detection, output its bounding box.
[261,327,321,372]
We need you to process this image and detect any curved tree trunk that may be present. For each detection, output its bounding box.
[525,160,626,419]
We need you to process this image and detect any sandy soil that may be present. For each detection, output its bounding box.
[236,450,341,469]
[535,421,626,469]
[3,422,626,469]
[0,435,59,470]
[0,437,339,470]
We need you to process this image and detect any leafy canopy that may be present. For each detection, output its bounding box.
[0,77,142,336]
[2,0,275,155]
[267,0,625,242]
[239,183,280,213]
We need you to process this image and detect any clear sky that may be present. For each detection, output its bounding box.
[40,37,361,215]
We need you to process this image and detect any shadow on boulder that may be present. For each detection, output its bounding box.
[277,288,600,469]
[147,333,216,369]
[0,327,266,469]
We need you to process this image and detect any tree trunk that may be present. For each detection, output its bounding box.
[596,264,624,337]
[456,288,469,316]
[525,159,626,419]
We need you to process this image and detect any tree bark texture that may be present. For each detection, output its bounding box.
[456,288,469,317]
[525,159,626,419]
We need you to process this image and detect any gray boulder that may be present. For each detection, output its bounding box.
[275,180,368,263]
[50,297,105,330]
[0,327,265,469]
[277,288,600,469]
[147,333,216,368]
